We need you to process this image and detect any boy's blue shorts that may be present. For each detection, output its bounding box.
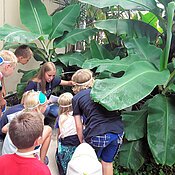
[90,132,123,162]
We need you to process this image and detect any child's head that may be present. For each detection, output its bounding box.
[23,90,47,114]
[0,50,17,77]
[71,69,94,94]
[15,45,33,65]
[9,112,44,149]
[58,92,73,115]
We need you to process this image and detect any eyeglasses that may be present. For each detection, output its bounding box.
[0,56,12,65]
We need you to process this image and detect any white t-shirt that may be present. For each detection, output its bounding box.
[59,112,77,138]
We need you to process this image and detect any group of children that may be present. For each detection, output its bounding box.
[0,45,124,175]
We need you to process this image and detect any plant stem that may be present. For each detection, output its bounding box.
[162,69,175,94]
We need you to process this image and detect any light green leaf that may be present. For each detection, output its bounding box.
[20,0,52,34]
[78,0,157,10]
[148,94,175,165]
[0,24,40,43]
[82,54,140,73]
[49,4,80,39]
[54,28,98,48]
[95,19,159,42]
[91,61,170,110]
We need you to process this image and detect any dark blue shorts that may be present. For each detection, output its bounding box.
[90,132,123,162]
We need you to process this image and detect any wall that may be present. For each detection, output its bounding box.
[0,0,59,94]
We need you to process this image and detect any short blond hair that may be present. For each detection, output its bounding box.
[0,50,17,67]
[58,92,73,115]
[23,90,47,112]
[71,69,94,94]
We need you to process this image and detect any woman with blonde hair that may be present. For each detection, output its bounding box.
[55,92,80,175]
[1,90,52,164]
[25,62,74,118]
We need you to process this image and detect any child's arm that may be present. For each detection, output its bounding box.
[0,89,6,116]
[60,80,75,86]
[1,78,6,97]
[74,114,83,143]
[2,123,9,134]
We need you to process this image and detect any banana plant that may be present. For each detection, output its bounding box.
[80,0,175,173]
[0,0,99,97]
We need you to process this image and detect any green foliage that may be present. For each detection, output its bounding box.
[1,0,175,173]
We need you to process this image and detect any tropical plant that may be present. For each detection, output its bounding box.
[1,0,175,173]
[0,0,98,97]
[77,0,175,173]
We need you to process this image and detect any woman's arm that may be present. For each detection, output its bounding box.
[60,80,74,86]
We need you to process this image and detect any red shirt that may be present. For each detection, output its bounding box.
[0,154,51,175]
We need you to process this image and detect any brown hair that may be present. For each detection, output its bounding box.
[71,69,94,94]
[9,112,44,149]
[32,62,56,93]
[58,92,73,115]
[0,50,17,67]
[14,45,33,58]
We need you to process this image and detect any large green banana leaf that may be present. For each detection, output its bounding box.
[20,0,52,35]
[91,61,170,111]
[124,37,162,69]
[78,0,157,10]
[118,140,144,172]
[49,4,80,39]
[0,24,40,43]
[90,40,113,60]
[54,52,86,67]
[54,28,98,48]
[122,110,147,141]
[82,54,140,73]
[148,94,175,165]
[95,19,159,42]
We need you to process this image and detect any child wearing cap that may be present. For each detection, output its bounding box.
[0,50,18,116]
[71,69,124,175]
[55,92,80,175]
[1,90,52,164]
[0,112,51,175]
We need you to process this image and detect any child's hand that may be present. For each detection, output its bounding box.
[0,98,6,117]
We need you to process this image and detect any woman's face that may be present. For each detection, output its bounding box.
[44,70,56,83]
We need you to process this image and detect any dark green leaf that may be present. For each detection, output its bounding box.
[148,94,175,165]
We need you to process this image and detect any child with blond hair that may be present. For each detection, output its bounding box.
[71,69,124,175]
[55,92,80,175]
[0,112,51,175]
[0,50,17,115]
[1,90,52,164]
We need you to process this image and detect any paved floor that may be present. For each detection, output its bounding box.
[48,130,59,175]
